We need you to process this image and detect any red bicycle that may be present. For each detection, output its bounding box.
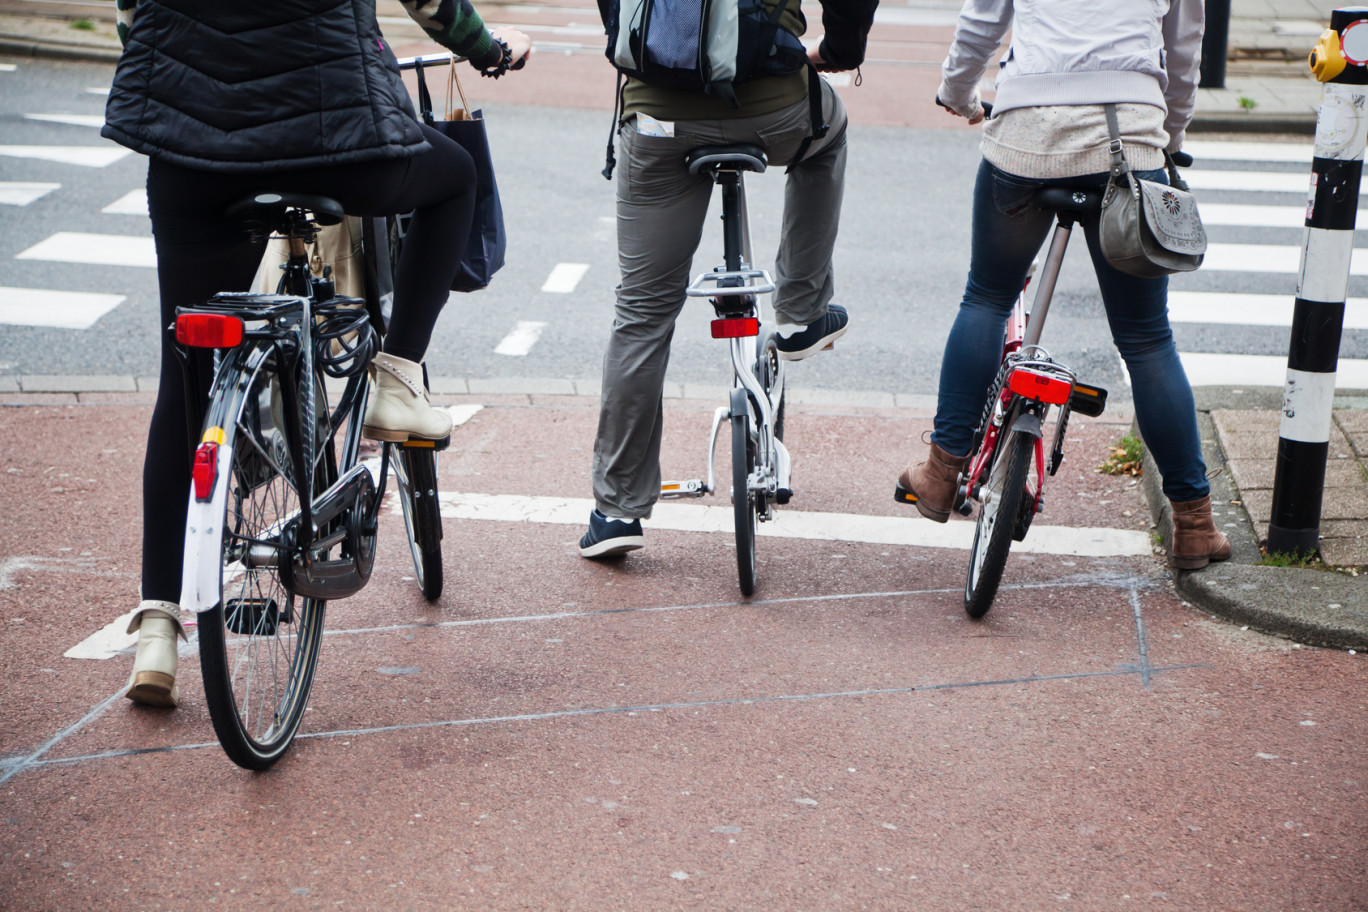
[957,187,1109,618]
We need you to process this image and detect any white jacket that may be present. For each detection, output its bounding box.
[940,0,1204,148]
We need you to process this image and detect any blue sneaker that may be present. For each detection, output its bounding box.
[776,304,849,361]
[579,510,645,558]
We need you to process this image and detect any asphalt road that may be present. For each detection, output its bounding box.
[2,56,1367,399]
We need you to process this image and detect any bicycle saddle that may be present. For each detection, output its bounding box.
[1035,187,1103,216]
[225,192,346,235]
[686,143,768,176]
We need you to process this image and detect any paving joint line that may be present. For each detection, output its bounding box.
[3,664,1214,780]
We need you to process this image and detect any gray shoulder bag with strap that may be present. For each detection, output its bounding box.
[1098,103,1206,278]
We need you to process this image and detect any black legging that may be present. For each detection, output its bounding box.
[141,124,476,602]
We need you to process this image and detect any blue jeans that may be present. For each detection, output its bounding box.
[931,159,1209,502]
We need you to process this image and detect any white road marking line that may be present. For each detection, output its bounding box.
[0,144,131,167]
[1200,242,1368,275]
[0,64,17,73]
[101,188,147,215]
[85,87,109,95]
[413,492,1154,558]
[1198,203,1368,228]
[446,403,484,426]
[65,610,138,660]
[0,287,126,329]
[1184,170,1329,194]
[24,113,105,129]
[1182,141,1313,163]
[1179,352,1368,387]
[540,262,590,293]
[16,231,156,268]
[0,181,60,206]
[1168,291,1368,329]
[493,320,548,356]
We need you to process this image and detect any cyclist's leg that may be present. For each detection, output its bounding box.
[1077,172,1208,503]
[930,160,1054,457]
[591,121,713,522]
[142,160,266,604]
[767,80,848,328]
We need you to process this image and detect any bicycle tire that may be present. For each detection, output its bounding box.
[964,425,1033,619]
[196,354,333,769]
[731,388,757,596]
[393,446,443,601]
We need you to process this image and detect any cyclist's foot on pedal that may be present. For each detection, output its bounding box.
[776,304,848,361]
[1168,495,1233,570]
[894,440,967,523]
[579,510,645,558]
[362,353,454,443]
[124,601,187,708]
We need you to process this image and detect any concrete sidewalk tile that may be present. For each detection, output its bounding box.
[1320,535,1368,568]
[1227,457,1276,491]
[573,379,602,399]
[467,377,575,396]
[891,392,936,411]
[428,376,469,395]
[134,377,159,393]
[20,375,136,393]
[0,376,17,394]
[787,388,896,409]
[679,383,729,402]
[0,392,79,406]
[658,382,685,399]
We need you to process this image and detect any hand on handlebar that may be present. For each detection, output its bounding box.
[934,92,989,125]
[1170,150,1193,168]
[491,26,531,70]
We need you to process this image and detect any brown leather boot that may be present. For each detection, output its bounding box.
[1169,495,1233,570]
[895,441,967,523]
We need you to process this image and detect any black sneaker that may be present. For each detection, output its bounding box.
[579,510,645,558]
[775,304,849,361]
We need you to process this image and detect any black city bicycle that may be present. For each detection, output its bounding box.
[175,195,446,769]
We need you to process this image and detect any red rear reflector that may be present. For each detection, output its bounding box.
[177,313,244,348]
[711,317,760,338]
[1008,368,1072,405]
[192,442,218,501]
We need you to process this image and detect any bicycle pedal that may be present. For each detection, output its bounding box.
[660,479,708,499]
[775,486,793,505]
[401,434,451,452]
[893,485,917,506]
[224,597,285,636]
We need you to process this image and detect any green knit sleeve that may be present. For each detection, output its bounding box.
[399,0,497,67]
[115,0,137,47]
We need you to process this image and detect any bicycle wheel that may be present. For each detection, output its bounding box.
[196,354,332,769]
[757,329,786,442]
[731,388,757,596]
[964,426,1033,619]
[393,445,443,601]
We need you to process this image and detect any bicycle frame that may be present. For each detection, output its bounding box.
[177,235,379,611]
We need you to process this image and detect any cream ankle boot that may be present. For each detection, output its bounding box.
[124,601,188,708]
[362,353,453,442]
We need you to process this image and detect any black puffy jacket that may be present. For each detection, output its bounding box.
[102,0,427,172]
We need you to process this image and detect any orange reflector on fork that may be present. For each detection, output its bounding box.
[1008,368,1072,405]
[711,317,759,338]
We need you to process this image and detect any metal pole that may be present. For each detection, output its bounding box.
[1200,0,1230,89]
[1266,7,1368,555]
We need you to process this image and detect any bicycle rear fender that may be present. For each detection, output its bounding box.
[1009,410,1043,439]
[182,435,234,614]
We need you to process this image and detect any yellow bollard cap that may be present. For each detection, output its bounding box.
[1310,28,1347,82]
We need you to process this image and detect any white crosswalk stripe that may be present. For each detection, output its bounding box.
[0,144,131,167]
[0,182,60,206]
[16,232,156,268]
[101,189,147,216]
[1184,169,1321,194]
[0,287,126,329]
[494,320,548,356]
[1168,292,1368,329]
[24,113,105,129]
[1180,352,1368,388]
[1201,242,1368,275]
[1182,140,1314,164]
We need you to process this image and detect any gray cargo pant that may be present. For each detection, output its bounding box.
[591,80,848,520]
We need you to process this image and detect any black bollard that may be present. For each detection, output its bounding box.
[1200,0,1230,89]
[1266,8,1367,556]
